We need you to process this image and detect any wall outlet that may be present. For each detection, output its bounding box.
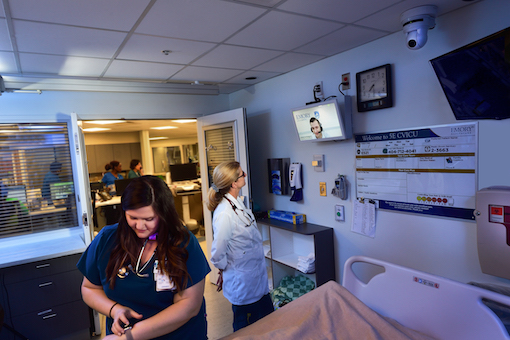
[335,205,345,221]
[320,182,327,196]
[315,81,324,99]
[341,73,350,90]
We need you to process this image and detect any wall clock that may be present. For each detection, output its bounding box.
[356,64,393,112]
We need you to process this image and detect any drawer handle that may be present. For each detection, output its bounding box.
[42,314,57,320]
[38,309,53,316]
[39,281,53,288]
[36,264,51,269]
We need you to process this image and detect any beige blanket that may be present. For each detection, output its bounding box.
[220,281,435,340]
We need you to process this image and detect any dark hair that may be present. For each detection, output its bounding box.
[105,160,120,171]
[50,161,62,173]
[129,159,140,170]
[106,176,191,291]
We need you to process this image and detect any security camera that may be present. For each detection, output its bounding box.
[400,5,437,50]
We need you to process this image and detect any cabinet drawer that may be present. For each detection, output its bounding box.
[11,299,90,340]
[6,269,84,317]
[3,253,82,284]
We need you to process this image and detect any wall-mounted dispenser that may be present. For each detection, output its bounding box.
[475,186,510,280]
[267,158,290,195]
[332,174,348,200]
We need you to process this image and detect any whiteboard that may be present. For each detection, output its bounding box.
[355,122,478,220]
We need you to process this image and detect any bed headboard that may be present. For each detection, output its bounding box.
[342,256,510,340]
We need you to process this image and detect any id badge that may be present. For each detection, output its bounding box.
[154,261,175,291]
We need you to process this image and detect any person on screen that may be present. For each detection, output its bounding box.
[310,117,327,139]
[128,159,144,178]
[42,161,62,204]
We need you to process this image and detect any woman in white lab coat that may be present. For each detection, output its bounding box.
[206,161,273,332]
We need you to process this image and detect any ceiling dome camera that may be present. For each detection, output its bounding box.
[400,5,438,50]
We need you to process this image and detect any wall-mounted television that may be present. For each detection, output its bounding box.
[430,26,510,120]
[291,98,351,142]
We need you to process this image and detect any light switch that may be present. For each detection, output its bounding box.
[320,182,327,196]
[313,154,324,172]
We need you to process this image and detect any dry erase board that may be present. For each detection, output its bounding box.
[355,122,477,220]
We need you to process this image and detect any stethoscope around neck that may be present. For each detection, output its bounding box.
[117,238,156,279]
[224,195,255,228]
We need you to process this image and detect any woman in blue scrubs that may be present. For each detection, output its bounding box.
[78,176,210,339]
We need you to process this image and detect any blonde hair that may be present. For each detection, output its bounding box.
[206,161,240,211]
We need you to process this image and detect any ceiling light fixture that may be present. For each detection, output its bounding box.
[150,126,178,130]
[149,137,169,140]
[174,119,197,123]
[191,80,204,85]
[83,127,112,132]
[87,120,127,125]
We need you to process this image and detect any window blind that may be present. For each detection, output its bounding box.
[0,123,78,238]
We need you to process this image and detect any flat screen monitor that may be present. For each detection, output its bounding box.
[50,181,74,200]
[170,163,198,182]
[430,26,510,120]
[115,178,135,196]
[7,185,27,206]
[291,98,350,142]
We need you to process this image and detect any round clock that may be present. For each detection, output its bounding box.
[356,64,393,112]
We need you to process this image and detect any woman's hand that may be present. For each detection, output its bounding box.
[110,305,143,337]
[216,270,223,292]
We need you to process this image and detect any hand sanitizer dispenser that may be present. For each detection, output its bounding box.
[475,186,510,280]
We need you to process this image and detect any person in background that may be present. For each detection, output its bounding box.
[206,161,273,332]
[128,159,144,179]
[77,176,210,340]
[102,161,123,187]
[310,117,328,139]
[42,161,62,204]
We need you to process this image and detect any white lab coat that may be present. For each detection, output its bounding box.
[210,193,269,306]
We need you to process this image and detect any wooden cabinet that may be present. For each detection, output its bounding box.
[86,143,141,174]
[257,218,335,290]
[0,253,91,340]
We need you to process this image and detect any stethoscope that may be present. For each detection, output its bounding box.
[117,238,156,279]
[224,196,255,228]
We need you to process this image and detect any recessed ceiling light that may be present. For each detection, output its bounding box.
[87,120,126,125]
[83,127,112,132]
[174,119,197,123]
[151,126,178,130]
[149,137,169,140]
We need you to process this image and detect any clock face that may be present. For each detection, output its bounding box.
[360,67,387,102]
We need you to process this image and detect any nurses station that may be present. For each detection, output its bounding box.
[1,1,510,339]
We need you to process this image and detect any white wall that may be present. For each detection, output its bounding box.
[230,0,510,285]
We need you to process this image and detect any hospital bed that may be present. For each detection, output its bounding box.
[221,256,510,340]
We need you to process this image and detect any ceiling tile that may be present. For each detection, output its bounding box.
[277,0,402,23]
[0,19,12,51]
[224,70,280,84]
[218,83,251,94]
[118,34,217,64]
[104,60,184,80]
[253,52,324,73]
[226,11,343,50]
[8,0,151,31]
[0,52,18,73]
[14,21,127,58]
[192,45,283,69]
[295,25,388,56]
[19,53,110,77]
[171,66,244,83]
[135,0,267,42]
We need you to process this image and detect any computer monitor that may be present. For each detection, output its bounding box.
[115,178,135,196]
[50,182,74,200]
[169,163,198,182]
[7,185,27,206]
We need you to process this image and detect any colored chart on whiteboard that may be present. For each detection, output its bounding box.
[355,123,477,220]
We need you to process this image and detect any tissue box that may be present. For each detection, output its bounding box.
[268,210,306,224]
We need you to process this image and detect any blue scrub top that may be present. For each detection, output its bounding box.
[77,224,210,340]
[101,172,123,187]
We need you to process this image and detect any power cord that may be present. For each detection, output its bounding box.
[338,82,349,96]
